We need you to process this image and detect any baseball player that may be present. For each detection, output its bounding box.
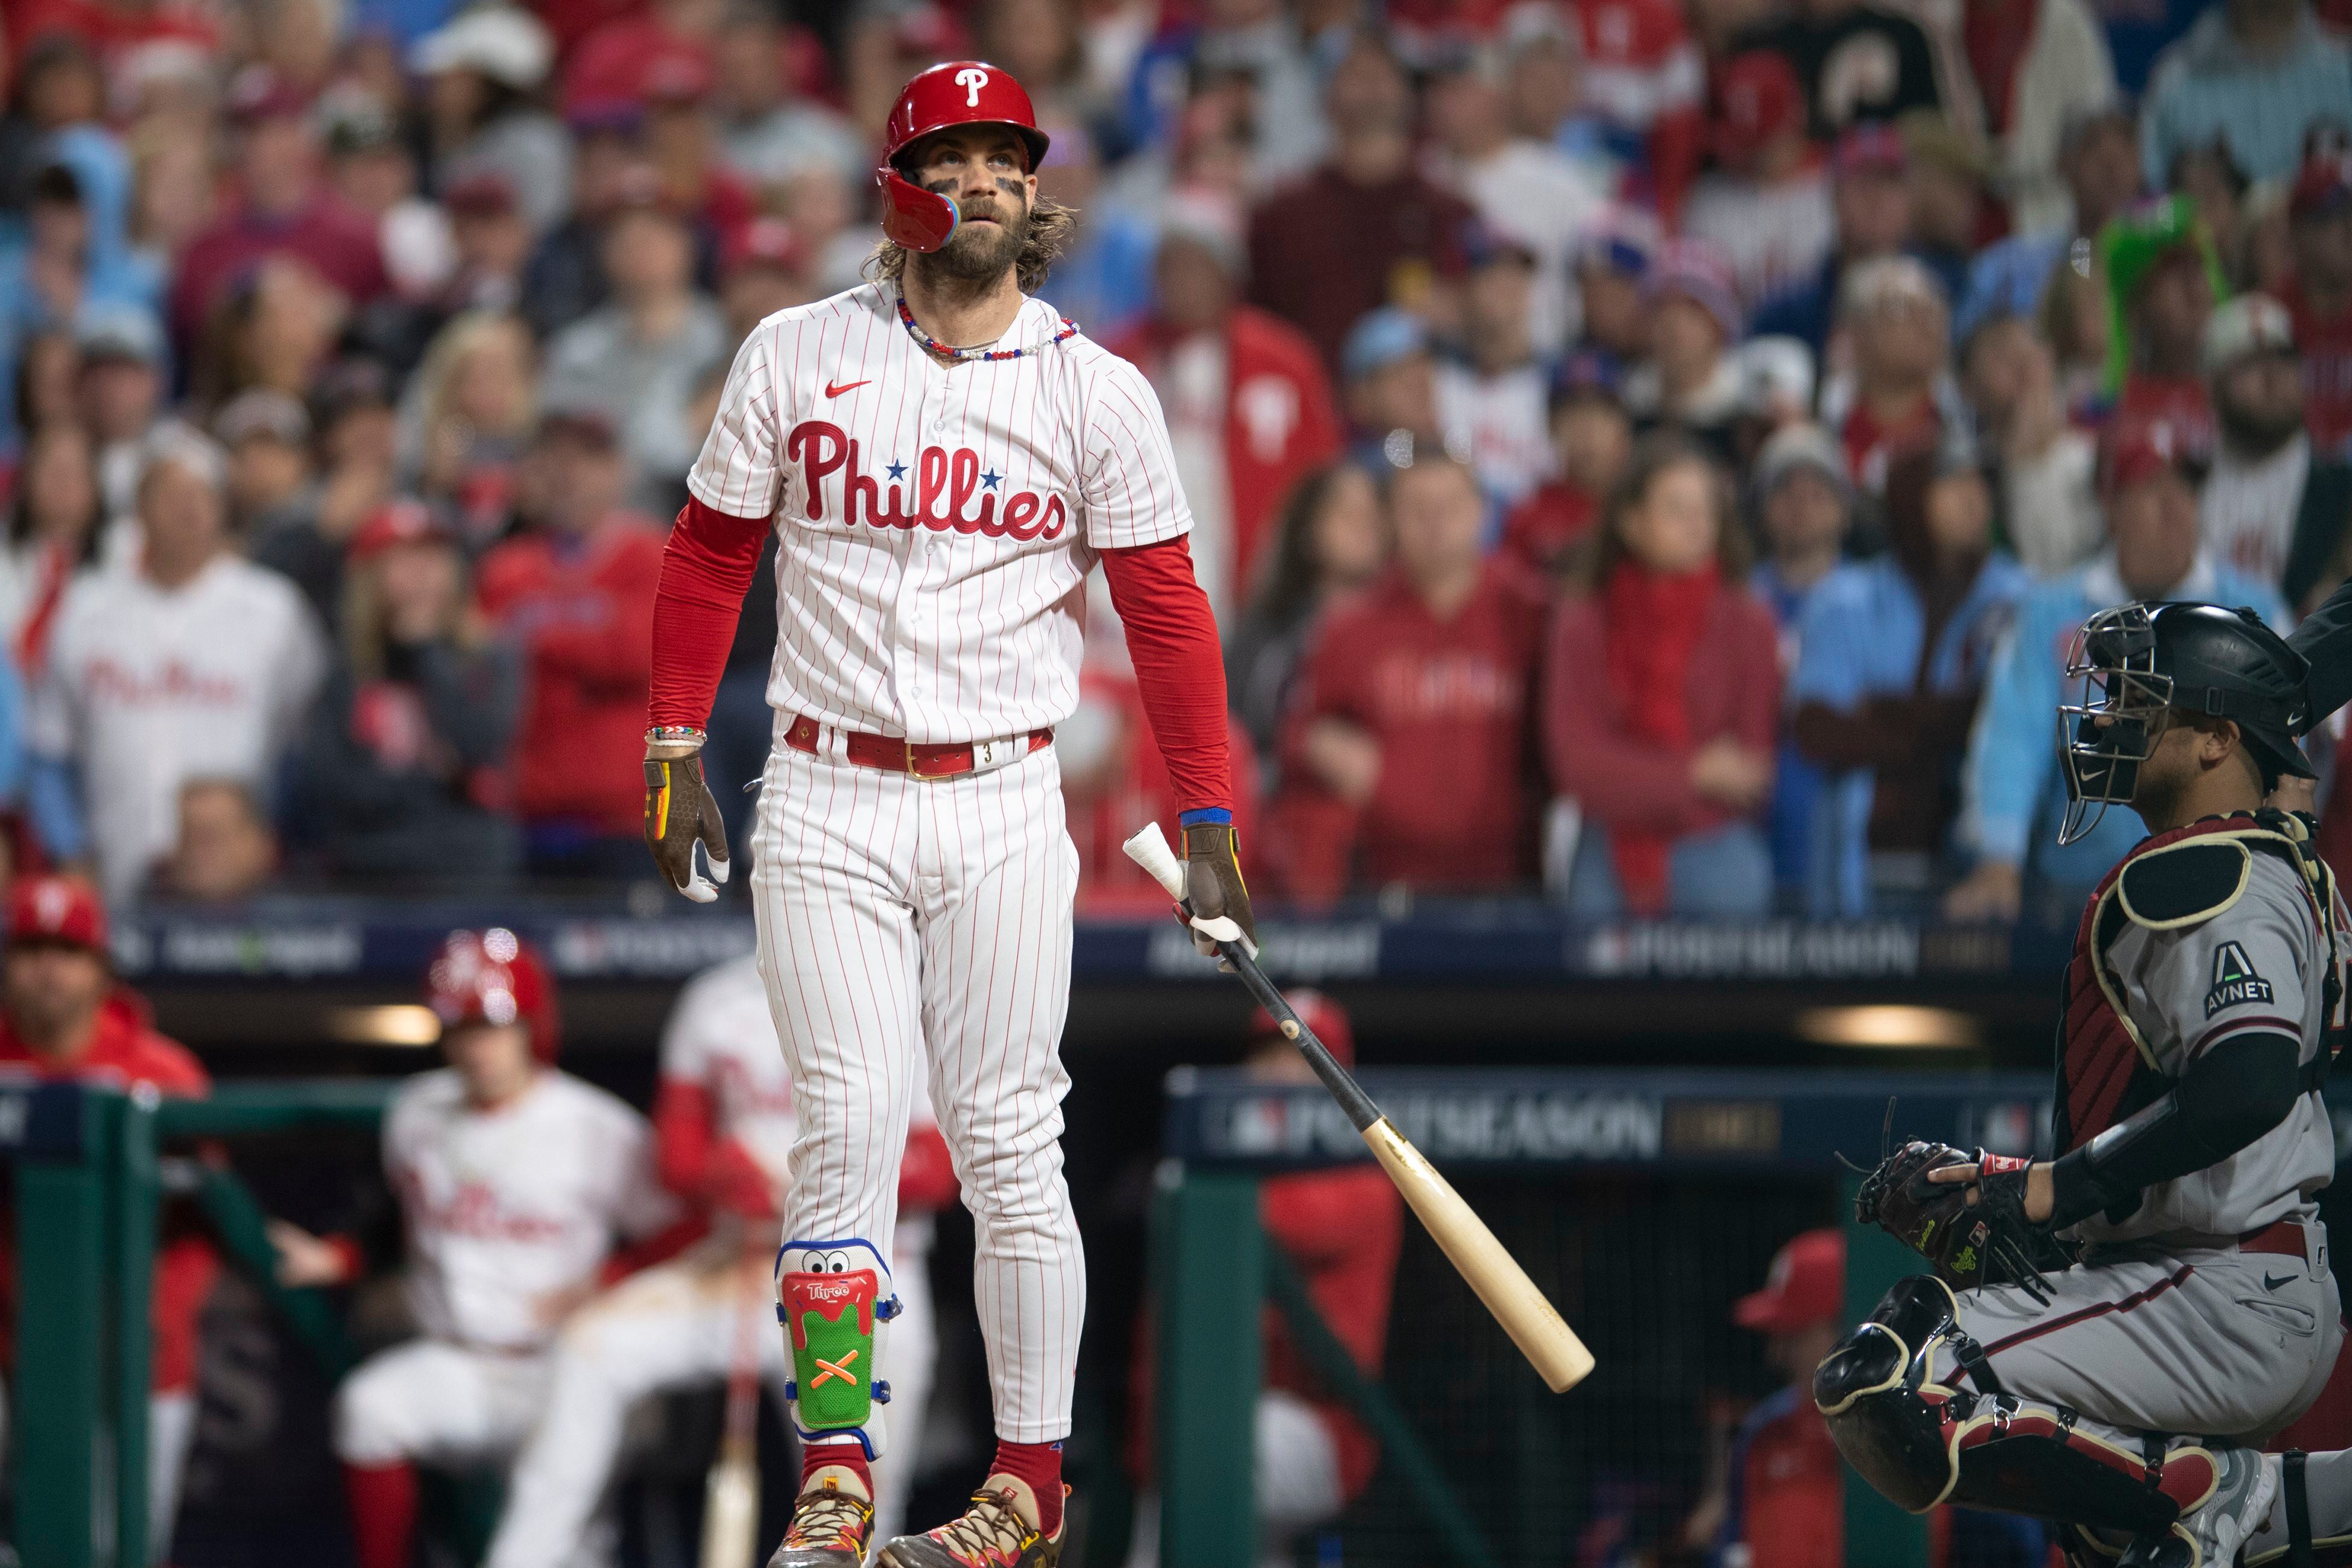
[639,57,1248,1568]
[1824,602,2348,1568]
[267,930,682,1568]
[484,950,956,1564]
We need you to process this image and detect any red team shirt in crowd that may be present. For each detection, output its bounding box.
[1276,561,1551,896]
[2281,276,2352,458]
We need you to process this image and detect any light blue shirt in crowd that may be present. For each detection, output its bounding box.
[2141,5,2352,183]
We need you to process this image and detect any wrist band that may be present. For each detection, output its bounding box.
[646,726,707,746]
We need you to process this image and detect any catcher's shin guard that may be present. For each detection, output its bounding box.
[779,1238,902,1460]
[1816,1276,2204,1534]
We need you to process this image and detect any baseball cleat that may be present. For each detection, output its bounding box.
[876,1475,1062,1568]
[2119,1449,2277,1568]
[767,1465,875,1567]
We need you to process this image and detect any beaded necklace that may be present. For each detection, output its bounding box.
[896,294,1078,363]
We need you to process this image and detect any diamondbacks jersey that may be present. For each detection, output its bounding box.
[385,1069,677,1351]
[687,282,1194,746]
[659,951,939,1192]
[2078,852,2345,1246]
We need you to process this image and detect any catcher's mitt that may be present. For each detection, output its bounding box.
[1854,1140,2055,1304]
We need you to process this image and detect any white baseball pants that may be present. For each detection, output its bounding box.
[332,1339,553,1467]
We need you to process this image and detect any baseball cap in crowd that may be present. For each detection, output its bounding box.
[1739,335,1817,419]
[537,403,620,448]
[8,875,109,953]
[2057,98,2135,159]
[1341,308,1430,382]
[1575,207,1661,280]
[1713,51,1804,156]
[352,498,459,560]
[643,46,715,106]
[1549,350,1623,409]
[225,66,314,126]
[411,5,553,90]
[77,304,166,368]
[312,357,395,427]
[1157,192,1247,279]
[1464,221,1539,271]
[140,422,229,493]
[1733,1228,1844,1333]
[212,388,312,450]
[1647,239,1743,341]
[1754,421,1851,501]
[723,217,804,279]
[444,171,520,220]
[1840,253,1948,321]
[566,97,647,137]
[1832,121,1910,180]
[1245,989,1355,1069]
[2202,293,2296,377]
[321,96,401,159]
[2101,414,2208,499]
[2292,150,2352,222]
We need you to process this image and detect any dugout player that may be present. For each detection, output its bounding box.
[640,58,1250,1568]
[484,950,956,1564]
[1824,601,2351,1568]
[0,875,212,1563]
[267,930,683,1568]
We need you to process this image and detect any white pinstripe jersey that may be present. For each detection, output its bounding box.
[687,282,1194,746]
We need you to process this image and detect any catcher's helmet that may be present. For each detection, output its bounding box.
[875,61,1049,254]
[424,928,560,1063]
[2056,601,2313,844]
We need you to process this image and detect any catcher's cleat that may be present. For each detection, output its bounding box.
[767,1465,875,1568]
[2117,1449,2277,1568]
[876,1476,1063,1568]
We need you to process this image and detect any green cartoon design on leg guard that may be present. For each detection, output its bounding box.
[779,1239,899,1456]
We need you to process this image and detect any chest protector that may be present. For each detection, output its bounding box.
[2055,809,2344,1154]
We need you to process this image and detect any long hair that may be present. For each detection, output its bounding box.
[1249,463,1360,628]
[1578,430,1749,593]
[866,196,1079,297]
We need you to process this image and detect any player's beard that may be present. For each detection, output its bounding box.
[923,181,1031,283]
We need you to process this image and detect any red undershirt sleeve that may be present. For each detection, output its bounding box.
[648,497,772,730]
[1096,536,1233,818]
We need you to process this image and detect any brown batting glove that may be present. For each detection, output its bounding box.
[1182,821,1257,961]
[644,732,731,902]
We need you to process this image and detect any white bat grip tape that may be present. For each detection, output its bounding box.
[1121,823,1187,899]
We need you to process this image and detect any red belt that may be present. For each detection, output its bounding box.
[2237,1219,2309,1258]
[784,714,1052,781]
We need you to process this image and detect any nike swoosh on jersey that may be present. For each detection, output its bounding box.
[824,379,872,397]
[2265,1272,2299,1291]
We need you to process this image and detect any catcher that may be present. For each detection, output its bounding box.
[1826,601,2348,1568]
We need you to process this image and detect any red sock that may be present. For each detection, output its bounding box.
[342,1460,417,1568]
[803,1440,873,1497]
[990,1440,1064,1534]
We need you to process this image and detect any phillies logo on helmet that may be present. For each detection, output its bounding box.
[954,66,989,107]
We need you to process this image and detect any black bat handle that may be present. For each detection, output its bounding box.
[1195,913,1382,1134]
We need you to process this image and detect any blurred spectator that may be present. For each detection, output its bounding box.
[1706,1230,1847,1568]
[1225,464,1388,768]
[297,499,521,888]
[432,174,534,321]
[473,409,662,877]
[642,57,759,267]
[402,311,537,549]
[1683,52,1835,314]
[1108,200,1343,620]
[1749,423,1854,902]
[0,421,103,678]
[1832,255,1950,494]
[1902,115,1994,308]
[1958,104,2142,346]
[1947,415,2283,920]
[1731,336,1821,468]
[413,7,571,236]
[564,0,723,116]
[1624,242,1746,465]
[2040,245,2116,413]
[2200,294,2350,600]
[1246,34,1475,378]
[1572,210,1662,365]
[1964,0,2120,236]
[1029,121,1157,344]
[213,388,313,536]
[1121,0,1328,189]
[1435,232,1554,506]
[0,158,156,449]
[323,102,458,308]
[75,305,166,522]
[2100,195,2225,452]
[0,874,212,1563]
[715,218,811,347]
[1545,434,1778,917]
[1269,452,1547,900]
[250,358,400,624]
[1740,0,1942,139]
[1424,42,1610,356]
[1339,308,1441,463]
[2170,140,2256,289]
[13,327,83,444]
[1503,353,1633,580]
[542,192,725,513]
[2282,150,2352,457]
[188,254,349,417]
[2140,0,2352,185]
[1790,443,2028,914]
[520,104,644,341]
[154,776,278,901]
[168,71,389,355]
[30,427,326,903]
[1561,0,1708,220]
[1124,993,1400,1567]
[1753,124,1917,361]
[709,5,865,195]
[1962,312,2104,573]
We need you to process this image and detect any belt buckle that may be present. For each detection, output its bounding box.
[905,738,928,779]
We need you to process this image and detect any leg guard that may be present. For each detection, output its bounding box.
[779,1238,902,1461]
[1816,1275,2202,1535]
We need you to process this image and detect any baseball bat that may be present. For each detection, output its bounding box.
[1121,823,1595,1395]
[700,1251,768,1568]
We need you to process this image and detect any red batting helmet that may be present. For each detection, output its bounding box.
[425,928,560,1063]
[875,60,1049,255]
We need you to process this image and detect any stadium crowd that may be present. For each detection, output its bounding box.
[2,0,2351,927]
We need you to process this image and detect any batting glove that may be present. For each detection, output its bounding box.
[1182,821,1257,961]
[644,729,731,902]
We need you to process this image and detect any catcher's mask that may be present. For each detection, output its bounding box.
[2056,601,2314,846]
